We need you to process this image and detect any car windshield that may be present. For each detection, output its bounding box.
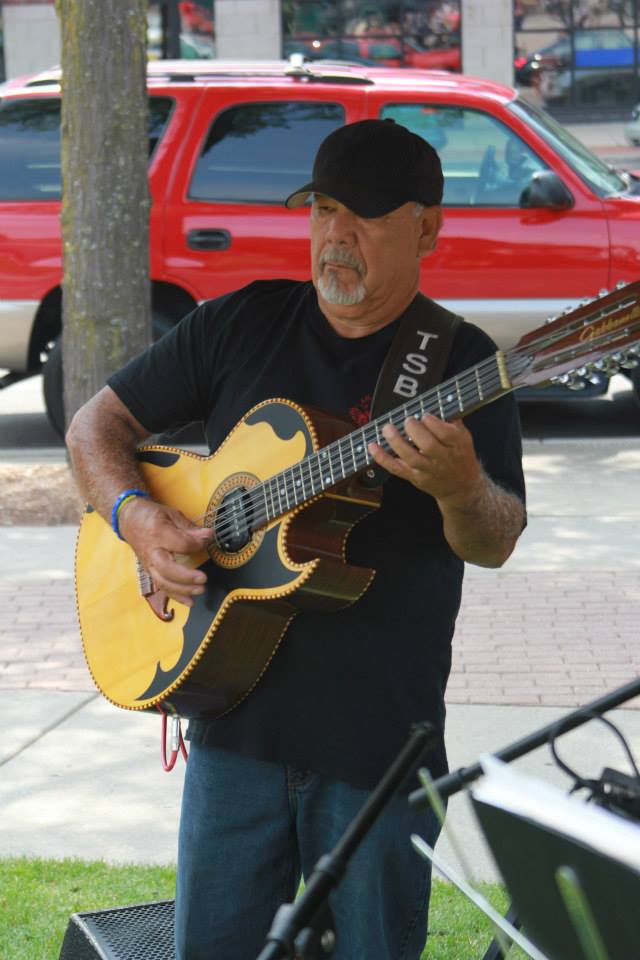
[509,97,628,198]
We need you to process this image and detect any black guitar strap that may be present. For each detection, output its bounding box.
[361,292,463,487]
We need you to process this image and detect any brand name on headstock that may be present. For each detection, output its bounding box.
[579,304,640,343]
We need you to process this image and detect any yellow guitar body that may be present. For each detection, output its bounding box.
[76,399,378,718]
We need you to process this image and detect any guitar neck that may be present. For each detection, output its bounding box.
[253,349,522,526]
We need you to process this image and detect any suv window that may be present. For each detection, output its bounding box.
[381,103,547,207]
[0,95,174,201]
[188,101,345,204]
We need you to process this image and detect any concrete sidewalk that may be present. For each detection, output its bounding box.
[0,436,639,883]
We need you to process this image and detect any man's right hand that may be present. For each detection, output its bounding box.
[118,497,213,607]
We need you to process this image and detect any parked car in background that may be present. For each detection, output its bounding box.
[1,58,639,434]
[625,104,640,147]
[515,27,634,87]
[283,36,461,69]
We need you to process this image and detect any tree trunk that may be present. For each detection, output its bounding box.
[56,0,151,428]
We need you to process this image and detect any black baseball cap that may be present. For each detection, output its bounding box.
[285,118,443,218]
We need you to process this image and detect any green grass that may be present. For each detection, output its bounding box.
[0,857,527,959]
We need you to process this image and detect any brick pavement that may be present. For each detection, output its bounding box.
[1,569,638,708]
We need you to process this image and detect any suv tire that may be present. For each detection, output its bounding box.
[42,337,64,437]
[43,311,177,437]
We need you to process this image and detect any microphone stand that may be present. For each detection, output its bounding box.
[408,676,640,960]
[256,721,437,960]
[408,676,640,810]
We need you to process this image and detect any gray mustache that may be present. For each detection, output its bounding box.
[320,247,365,276]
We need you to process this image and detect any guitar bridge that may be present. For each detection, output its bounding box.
[136,557,154,597]
[136,557,175,622]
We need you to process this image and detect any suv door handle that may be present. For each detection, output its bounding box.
[187,229,231,251]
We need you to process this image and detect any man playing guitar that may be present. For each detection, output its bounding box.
[67,119,526,960]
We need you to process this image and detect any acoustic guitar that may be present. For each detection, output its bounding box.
[75,282,640,719]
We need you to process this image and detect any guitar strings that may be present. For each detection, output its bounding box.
[184,314,638,543]
[179,354,500,535]
[205,354,509,542]
[181,362,503,538]
[195,317,599,542]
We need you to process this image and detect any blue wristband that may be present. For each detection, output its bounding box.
[111,488,149,541]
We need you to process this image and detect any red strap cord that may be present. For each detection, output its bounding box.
[157,706,189,772]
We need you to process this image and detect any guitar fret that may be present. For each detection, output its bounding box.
[282,473,291,511]
[475,366,484,402]
[312,452,323,491]
[337,439,346,480]
[435,386,445,419]
[282,470,292,508]
[354,431,367,469]
[455,377,464,412]
[319,448,332,488]
[268,477,276,521]
[349,433,357,473]
[328,448,335,484]
[306,454,315,495]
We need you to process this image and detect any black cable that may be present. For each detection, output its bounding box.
[548,710,640,820]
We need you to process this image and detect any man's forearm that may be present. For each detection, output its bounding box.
[66,389,150,523]
[438,471,525,568]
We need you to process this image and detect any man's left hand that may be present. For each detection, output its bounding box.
[369,413,481,505]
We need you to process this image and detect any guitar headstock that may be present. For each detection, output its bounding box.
[510,281,640,391]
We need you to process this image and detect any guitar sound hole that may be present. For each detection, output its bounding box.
[214,486,254,553]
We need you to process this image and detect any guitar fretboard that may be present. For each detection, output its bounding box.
[210,350,528,552]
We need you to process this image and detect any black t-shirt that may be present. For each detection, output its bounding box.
[109,280,526,789]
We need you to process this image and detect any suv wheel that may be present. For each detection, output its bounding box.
[42,312,178,437]
[43,338,64,437]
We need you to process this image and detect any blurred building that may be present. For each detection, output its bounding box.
[0,0,637,118]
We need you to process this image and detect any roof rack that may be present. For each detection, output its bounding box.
[13,57,375,90]
[146,55,373,85]
[284,54,373,84]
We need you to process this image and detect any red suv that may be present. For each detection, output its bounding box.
[1,58,639,433]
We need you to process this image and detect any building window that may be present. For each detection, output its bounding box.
[514,0,639,111]
[282,1,461,72]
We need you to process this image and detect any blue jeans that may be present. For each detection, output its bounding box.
[175,743,442,960]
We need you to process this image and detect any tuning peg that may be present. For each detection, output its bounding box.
[621,354,639,369]
[599,288,609,297]
[558,372,587,390]
[545,315,558,325]
[615,280,628,289]
[593,358,619,375]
